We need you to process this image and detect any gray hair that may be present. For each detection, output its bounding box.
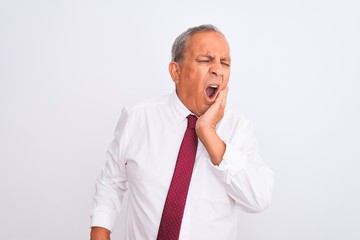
[171,24,224,64]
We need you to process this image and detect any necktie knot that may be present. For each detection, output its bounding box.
[187,115,197,129]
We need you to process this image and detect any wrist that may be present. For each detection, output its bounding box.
[196,125,216,143]
[90,227,111,240]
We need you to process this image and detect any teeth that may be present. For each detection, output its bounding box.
[210,85,218,88]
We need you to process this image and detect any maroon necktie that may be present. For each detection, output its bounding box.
[157,115,198,240]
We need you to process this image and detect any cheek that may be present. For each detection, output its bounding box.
[189,83,203,97]
[189,73,206,89]
[224,73,231,84]
[182,68,208,96]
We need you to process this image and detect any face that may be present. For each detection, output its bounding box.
[170,31,231,116]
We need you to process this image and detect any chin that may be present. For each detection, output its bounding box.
[197,105,211,116]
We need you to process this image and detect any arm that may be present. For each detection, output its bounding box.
[90,109,130,237]
[217,124,275,212]
[196,88,274,212]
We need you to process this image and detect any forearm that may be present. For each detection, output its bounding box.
[196,127,225,166]
[90,227,111,240]
[214,146,275,212]
[90,124,128,230]
[226,163,274,212]
[90,165,125,230]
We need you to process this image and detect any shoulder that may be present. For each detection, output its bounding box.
[219,107,258,146]
[115,93,172,133]
[122,93,172,115]
[222,106,252,128]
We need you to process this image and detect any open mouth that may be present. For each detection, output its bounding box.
[205,85,219,99]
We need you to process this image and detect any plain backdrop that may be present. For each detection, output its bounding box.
[1,0,359,239]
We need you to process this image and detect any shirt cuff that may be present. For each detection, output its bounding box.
[211,142,249,184]
[90,206,118,231]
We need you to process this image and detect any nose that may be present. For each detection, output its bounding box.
[209,61,224,77]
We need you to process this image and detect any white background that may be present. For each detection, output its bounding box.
[1,0,359,239]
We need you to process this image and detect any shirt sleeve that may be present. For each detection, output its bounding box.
[211,118,275,213]
[90,108,130,231]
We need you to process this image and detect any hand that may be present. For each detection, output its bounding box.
[90,227,111,240]
[196,87,228,130]
[196,87,228,165]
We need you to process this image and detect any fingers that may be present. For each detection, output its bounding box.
[220,87,228,109]
[197,87,229,129]
[215,87,228,110]
[208,87,228,123]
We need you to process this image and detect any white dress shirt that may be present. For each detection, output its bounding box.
[90,92,275,240]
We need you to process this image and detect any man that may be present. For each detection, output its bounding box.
[90,24,274,240]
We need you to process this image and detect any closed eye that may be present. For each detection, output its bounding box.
[196,59,212,63]
[221,61,230,67]
[196,55,214,63]
[221,58,231,67]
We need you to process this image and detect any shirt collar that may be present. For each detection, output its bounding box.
[170,91,193,123]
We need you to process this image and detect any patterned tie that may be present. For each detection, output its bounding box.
[157,114,198,240]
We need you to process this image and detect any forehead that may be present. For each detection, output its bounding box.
[186,31,230,57]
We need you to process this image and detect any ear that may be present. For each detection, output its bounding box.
[168,61,181,84]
